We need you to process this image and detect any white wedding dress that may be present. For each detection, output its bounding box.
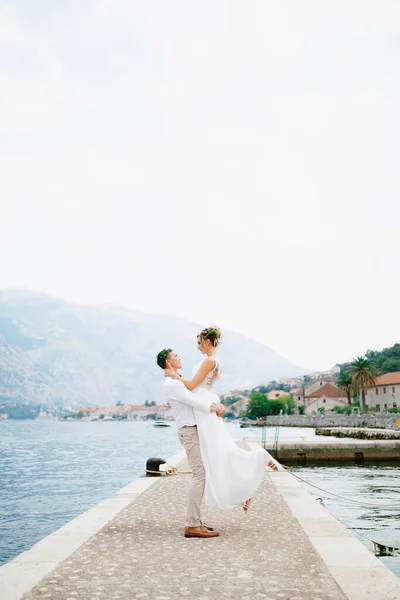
[193,358,282,510]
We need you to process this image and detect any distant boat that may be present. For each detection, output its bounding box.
[153,419,171,427]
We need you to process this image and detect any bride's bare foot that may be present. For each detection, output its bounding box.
[243,498,252,512]
[268,460,279,471]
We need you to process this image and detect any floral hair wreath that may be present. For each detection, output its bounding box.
[158,349,169,368]
[201,328,219,343]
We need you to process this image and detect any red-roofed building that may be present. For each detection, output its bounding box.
[365,372,400,411]
[304,383,347,414]
[305,378,339,396]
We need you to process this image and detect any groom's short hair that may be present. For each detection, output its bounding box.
[156,348,172,369]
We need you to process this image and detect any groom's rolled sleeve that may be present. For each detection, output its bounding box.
[173,381,212,413]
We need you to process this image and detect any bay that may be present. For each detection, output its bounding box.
[0,421,399,579]
[0,419,181,565]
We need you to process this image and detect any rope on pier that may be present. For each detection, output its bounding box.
[283,467,400,510]
[146,467,192,476]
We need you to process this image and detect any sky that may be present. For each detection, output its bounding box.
[1,0,399,372]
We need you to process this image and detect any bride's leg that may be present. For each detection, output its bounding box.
[243,498,252,512]
[264,450,282,471]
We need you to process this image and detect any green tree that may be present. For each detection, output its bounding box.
[267,401,286,415]
[349,356,380,412]
[116,401,124,406]
[298,405,305,415]
[75,410,84,419]
[246,392,269,418]
[99,413,104,419]
[246,393,285,418]
[276,395,295,413]
[337,344,400,377]
[337,372,353,407]
[366,343,400,374]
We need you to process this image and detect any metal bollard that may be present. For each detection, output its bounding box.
[146,457,166,476]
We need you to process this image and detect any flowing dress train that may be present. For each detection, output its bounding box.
[193,358,282,510]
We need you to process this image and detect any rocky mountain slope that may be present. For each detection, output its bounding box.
[0,290,306,406]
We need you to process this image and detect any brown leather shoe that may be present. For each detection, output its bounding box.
[184,525,219,538]
[201,523,218,532]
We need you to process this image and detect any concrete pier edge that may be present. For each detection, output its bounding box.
[1,446,399,600]
[269,470,400,598]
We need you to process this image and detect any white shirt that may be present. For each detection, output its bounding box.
[163,377,212,429]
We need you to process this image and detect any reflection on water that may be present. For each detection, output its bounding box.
[0,421,399,579]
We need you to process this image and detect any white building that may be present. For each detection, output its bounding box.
[365,372,400,411]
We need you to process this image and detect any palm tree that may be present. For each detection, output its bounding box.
[349,356,380,412]
[337,372,353,407]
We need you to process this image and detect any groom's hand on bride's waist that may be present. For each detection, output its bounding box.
[215,404,226,418]
[209,403,225,417]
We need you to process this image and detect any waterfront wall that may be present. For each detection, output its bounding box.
[264,413,399,429]
[317,427,400,440]
[271,440,400,463]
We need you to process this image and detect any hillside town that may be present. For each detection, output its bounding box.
[2,344,400,421]
[219,366,350,418]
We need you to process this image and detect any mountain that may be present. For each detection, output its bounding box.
[0,289,306,406]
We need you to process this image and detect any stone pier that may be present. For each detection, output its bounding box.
[1,450,399,600]
[270,438,400,463]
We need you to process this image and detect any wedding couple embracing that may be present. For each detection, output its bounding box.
[156,326,282,539]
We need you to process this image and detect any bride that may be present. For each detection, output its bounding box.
[166,326,283,511]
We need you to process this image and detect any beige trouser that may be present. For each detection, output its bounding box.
[178,426,205,528]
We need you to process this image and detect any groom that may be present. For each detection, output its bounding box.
[157,348,225,538]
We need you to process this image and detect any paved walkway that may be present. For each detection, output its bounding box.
[21,460,346,600]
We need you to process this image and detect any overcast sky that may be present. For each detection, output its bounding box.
[1,1,399,371]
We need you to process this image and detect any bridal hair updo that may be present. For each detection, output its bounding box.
[156,348,172,369]
[198,326,222,347]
